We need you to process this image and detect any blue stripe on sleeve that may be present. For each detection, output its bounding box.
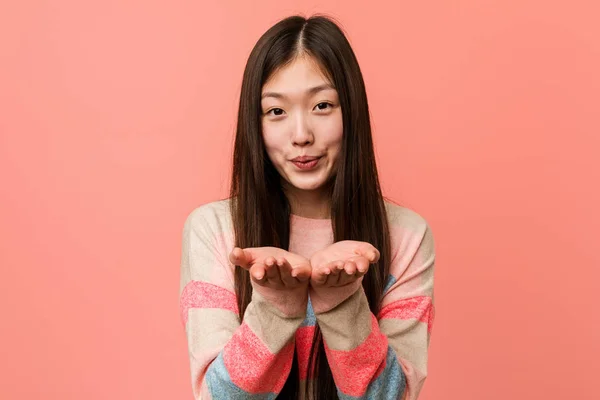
[205,353,278,400]
[336,346,406,400]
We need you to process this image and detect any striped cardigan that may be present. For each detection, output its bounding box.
[179,198,435,399]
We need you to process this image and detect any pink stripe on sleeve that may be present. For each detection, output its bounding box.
[378,296,434,333]
[180,280,239,325]
[323,315,388,397]
[295,326,316,380]
[223,322,295,394]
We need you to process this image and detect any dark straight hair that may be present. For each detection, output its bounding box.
[229,14,392,399]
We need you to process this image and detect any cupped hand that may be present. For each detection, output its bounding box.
[309,240,380,288]
[229,246,312,290]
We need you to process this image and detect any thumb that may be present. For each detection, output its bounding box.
[229,247,250,269]
[354,245,380,263]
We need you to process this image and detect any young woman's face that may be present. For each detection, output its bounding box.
[261,54,343,194]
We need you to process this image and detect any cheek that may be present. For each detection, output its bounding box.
[319,115,343,146]
[320,117,343,163]
[262,128,286,160]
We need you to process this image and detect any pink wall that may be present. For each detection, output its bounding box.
[1,1,598,399]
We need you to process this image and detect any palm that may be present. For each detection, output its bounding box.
[307,240,380,312]
[244,247,310,270]
[310,240,378,269]
[229,246,311,317]
[229,246,312,289]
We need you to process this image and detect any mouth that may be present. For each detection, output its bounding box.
[291,155,321,162]
[291,156,321,170]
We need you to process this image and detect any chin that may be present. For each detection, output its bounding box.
[287,178,328,192]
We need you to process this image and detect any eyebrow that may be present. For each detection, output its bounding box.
[261,84,336,100]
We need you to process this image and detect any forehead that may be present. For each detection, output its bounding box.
[262,55,332,93]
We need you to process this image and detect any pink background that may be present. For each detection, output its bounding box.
[1,1,599,399]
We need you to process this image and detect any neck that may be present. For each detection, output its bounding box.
[283,185,331,219]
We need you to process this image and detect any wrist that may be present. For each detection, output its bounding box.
[309,276,364,314]
[251,282,309,318]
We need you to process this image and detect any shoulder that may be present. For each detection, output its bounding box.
[183,198,232,237]
[381,199,435,298]
[180,198,236,289]
[384,199,431,234]
[383,198,435,265]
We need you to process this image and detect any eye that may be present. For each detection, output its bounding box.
[266,108,285,116]
[315,102,333,111]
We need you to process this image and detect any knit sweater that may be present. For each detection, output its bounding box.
[179,198,435,400]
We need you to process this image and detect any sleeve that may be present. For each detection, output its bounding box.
[179,207,307,400]
[310,220,435,400]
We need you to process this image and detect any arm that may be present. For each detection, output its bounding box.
[179,207,307,399]
[311,221,435,400]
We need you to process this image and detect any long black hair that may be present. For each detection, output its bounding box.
[229,14,391,399]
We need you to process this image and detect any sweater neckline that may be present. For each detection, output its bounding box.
[290,213,332,230]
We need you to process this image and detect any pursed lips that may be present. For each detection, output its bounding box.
[291,155,321,162]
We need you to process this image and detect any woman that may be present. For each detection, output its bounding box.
[179,14,435,400]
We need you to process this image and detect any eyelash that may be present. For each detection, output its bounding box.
[266,102,333,116]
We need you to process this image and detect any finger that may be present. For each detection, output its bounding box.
[277,258,296,286]
[330,261,342,276]
[326,265,340,286]
[365,249,378,263]
[264,257,280,281]
[229,247,249,268]
[291,263,312,282]
[343,260,357,276]
[352,256,371,274]
[312,265,331,285]
[334,261,348,285]
[320,261,342,286]
[354,245,380,263]
[250,263,267,283]
[372,248,381,263]
[337,261,358,286]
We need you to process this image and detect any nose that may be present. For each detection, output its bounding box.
[291,113,313,146]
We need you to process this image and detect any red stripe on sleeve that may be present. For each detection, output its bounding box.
[223,322,294,393]
[324,315,388,397]
[295,326,316,380]
[378,296,434,333]
[180,280,239,325]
